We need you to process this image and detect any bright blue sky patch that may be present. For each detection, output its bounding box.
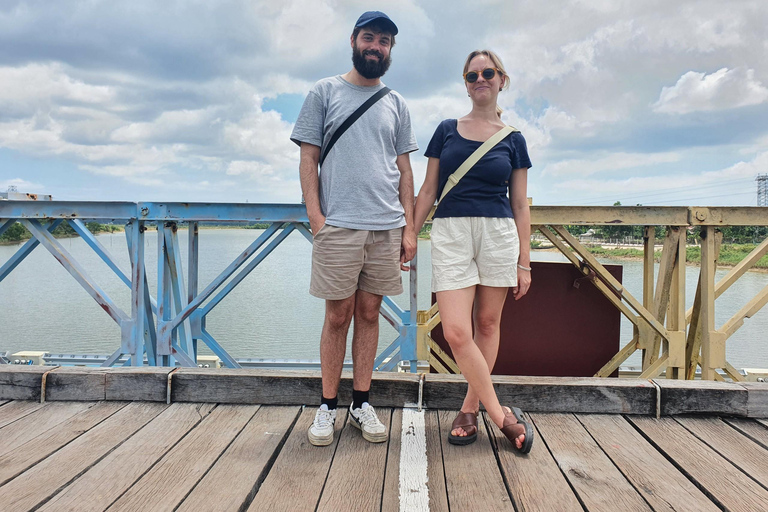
[263,94,305,125]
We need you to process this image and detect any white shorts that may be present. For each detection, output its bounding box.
[431,217,520,292]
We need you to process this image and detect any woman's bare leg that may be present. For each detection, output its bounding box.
[453,285,508,435]
[437,287,523,447]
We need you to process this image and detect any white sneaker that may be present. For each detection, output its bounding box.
[349,402,387,443]
[308,404,337,446]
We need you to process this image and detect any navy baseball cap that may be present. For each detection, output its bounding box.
[354,11,398,35]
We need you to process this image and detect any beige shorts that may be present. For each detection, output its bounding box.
[310,225,403,300]
[431,217,520,292]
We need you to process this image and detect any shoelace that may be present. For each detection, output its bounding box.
[315,410,334,428]
[357,406,382,427]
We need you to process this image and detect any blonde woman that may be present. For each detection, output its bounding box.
[414,50,533,452]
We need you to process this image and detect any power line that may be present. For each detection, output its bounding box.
[641,191,755,205]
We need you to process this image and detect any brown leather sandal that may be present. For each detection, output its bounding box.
[448,411,478,445]
[500,407,534,454]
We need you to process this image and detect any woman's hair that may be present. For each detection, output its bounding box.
[463,50,509,118]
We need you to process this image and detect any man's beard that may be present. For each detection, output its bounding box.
[352,42,391,79]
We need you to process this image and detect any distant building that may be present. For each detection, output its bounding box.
[0,186,52,201]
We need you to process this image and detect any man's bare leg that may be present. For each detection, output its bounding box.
[320,294,356,399]
[351,289,383,392]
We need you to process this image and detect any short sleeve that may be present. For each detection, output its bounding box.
[424,120,448,158]
[510,133,533,170]
[394,100,419,155]
[290,89,325,147]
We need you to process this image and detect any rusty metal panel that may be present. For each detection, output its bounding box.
[430,261,622,377]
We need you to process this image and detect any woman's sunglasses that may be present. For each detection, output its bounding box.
[463,67,501,83]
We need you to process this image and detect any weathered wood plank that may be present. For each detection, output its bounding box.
[172,369,419,406]
[0,399,45,428]
[675,416,768,489]
[439,410,514,510]
[424,375,656,414]
[532,413,652,511]
[248,408,348,512]
[176,406,300,512]
[381,409,448,512]
[109,404,259,511]
[0,402,166,511]
[46,367,108,401]
[0,365,49,400]
[0,401,94,458]
[105,367,175,402]
[628,416,768,511]
[37,403,215,512]
[578,414,720,512]
[740,382,768,418]
[0,401,127,487]
[723,418,768,450]
[316,408,392,511]
[488,411,582,512]
[653,379,748,416]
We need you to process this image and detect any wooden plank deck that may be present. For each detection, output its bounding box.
[2,400,768,511]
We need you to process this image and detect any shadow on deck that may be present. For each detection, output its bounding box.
[1,367,768,511]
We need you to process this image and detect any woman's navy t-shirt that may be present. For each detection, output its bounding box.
[425,119,532,218]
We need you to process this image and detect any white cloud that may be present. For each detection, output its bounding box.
[542,151,681,178]
[226,160,275,179]
[653,68,768,114]
[0,0,767,205]
[0,63,114,116]
[702,151,768,181]
[0,177,44,192]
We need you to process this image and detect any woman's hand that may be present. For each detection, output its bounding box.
[512,267,531,300]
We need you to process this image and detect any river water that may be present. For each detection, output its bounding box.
[1,229,767,369]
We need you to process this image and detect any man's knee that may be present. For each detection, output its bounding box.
[325,297,355,330]
[355,293,382,324]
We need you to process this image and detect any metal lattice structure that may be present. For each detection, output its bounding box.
[0,202,418,372]
[757,174,768,206]
[3,201,768,381]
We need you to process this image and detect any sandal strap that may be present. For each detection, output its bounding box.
[500,412,525,441]
[451,411,478,436]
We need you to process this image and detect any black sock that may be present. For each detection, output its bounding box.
[321,395,338,410]
[352,389,369,410]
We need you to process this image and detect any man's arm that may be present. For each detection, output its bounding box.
[396,152,417,271]
[299,143,325,235]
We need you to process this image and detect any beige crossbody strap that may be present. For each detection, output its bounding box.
[437,125,517,205]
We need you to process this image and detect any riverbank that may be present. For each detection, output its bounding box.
[0,222,123,245]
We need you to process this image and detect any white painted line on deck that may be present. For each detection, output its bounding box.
[399,408,430,511]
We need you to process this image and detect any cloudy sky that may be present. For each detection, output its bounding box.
[1,0,767,206]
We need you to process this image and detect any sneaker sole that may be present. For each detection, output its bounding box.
[308,429,334,447]
[350,418,388,443]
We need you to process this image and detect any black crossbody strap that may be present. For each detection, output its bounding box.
[320,87,391,167]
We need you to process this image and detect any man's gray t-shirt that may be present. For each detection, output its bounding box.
[290,76,418,230]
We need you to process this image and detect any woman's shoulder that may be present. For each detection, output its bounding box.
[429,118,457,137]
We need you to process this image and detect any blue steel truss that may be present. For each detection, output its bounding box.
[0,201,419,370]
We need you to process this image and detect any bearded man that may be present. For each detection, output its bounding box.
[290,11,418,446]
